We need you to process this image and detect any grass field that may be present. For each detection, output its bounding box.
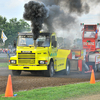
[0,63,9,67]
[0,81,100,100]
[0,57,6,59]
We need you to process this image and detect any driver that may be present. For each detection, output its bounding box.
[42,38,50,47]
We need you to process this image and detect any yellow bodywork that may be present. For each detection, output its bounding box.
[54,49,70,71]
[9,48,70,71]
[8,32,71,72]
[9,65,47,70]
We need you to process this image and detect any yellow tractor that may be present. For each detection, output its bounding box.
[9,32,71,77]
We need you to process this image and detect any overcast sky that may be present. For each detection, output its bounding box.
[0,0,100,39]
[0,1,99,21]
[0,0,25,21]
[0,0,99,23]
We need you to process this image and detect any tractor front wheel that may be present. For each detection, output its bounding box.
[44,61,54,77]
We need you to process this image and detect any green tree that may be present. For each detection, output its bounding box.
[0,16,31,48]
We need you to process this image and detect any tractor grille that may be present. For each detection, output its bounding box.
[18,53,35,64]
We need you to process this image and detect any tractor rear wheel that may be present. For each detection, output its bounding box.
[94,64,99,72]
[64,59,70,75]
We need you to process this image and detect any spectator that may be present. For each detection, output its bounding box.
[5,49,7,54]
[13,40,16,55]
[3,49,5,53]
[14,40,16,48]
[7,49,10,58]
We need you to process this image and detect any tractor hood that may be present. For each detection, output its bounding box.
[17,46,49,54]
[16,46,49,65]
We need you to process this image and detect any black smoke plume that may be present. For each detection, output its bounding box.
[67,0,90,14]
[23,1,49,40]
[37,0,90,14]
[23,0,90,48]
[23,0,90,34]
[35,0,90,32]
[44,5,76,32]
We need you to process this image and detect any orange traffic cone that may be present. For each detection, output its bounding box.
[90,69,95,84]
[5,74,13,97]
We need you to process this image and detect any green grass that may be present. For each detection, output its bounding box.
[0,57,6,59]
[0,81,100,100]
[0,58,4,59]
[0,63,9,67]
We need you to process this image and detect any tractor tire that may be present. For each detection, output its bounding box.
[44,61,54,77]
[94,64,99,72]
[12,70,21,76]
[31,71,37,75]
[64,59,70,75]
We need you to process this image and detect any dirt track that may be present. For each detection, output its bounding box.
[0,74,89,95]
[0,58,100,95]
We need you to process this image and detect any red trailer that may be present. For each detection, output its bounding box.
[81,23,100,72]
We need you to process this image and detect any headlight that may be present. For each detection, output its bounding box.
[10,60,16,64]
[39,60,48,64]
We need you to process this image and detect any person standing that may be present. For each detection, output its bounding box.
[7,49,10,58]
[13,40,16,55]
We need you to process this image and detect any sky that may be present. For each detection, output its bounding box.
[0,0,100,39]
[0,0,26,21]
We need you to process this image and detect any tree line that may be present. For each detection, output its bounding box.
[0,16,31,47]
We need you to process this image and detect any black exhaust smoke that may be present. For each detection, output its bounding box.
[23,0,90,48]
[23,1,49,40]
